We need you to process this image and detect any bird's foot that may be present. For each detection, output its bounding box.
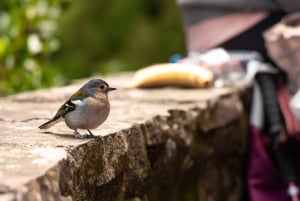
[73,130,85,139]
[73,129,96,139]
[86,129,96,138]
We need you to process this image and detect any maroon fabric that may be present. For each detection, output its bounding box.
[247,126,290,201]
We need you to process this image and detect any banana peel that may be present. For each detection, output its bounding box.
[126,63,214,88]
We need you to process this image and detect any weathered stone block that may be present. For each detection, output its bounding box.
[0,74,251,201]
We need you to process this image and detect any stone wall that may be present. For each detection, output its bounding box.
[0,74,251,201]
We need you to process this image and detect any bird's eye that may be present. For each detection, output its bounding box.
[100,85,106,89]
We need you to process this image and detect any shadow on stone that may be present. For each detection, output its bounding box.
[40,131,99,139]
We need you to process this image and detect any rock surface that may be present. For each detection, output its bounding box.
[0,73,251,201]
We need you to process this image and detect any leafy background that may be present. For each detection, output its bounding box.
[0,0,185,96]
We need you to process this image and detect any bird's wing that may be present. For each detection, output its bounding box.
[39,90,89,129]
[54,90,89,118]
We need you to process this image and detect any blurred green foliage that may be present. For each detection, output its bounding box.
[0,0,70,96]
[0,0,185,96]
[54,0,185,79]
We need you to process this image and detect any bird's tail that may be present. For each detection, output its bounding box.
[39,117,62,129]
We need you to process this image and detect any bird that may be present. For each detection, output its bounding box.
[39,79,116,138]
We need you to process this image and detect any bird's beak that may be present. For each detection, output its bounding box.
[108,87,116,91]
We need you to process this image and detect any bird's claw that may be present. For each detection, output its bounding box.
[73,129,97,139]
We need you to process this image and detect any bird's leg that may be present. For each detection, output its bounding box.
[87,129,95,137]
[73,129,82,138]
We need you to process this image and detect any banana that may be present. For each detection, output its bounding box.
[126,63,214,88]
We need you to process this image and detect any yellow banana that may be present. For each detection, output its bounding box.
[126,63,214,88]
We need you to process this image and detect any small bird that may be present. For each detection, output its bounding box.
[39,79,116,138]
